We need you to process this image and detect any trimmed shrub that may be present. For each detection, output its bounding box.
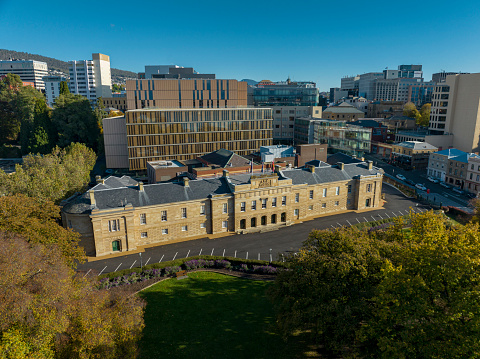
[164,266,181,276]
[214,260,232,269]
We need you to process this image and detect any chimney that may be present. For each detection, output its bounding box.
[367,160,373,170]
[337,162,344,170]
[274,165,282,174]
[183,177,189,187]
[89,190,95,206]
[308,164,315,173]
[360,157,365,162]
[138,182,144,191]
[223,169,229,178]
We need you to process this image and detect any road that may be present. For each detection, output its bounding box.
[78,185,430,276]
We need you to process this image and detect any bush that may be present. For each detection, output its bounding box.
[215,260,232,269]
[164,266,181,276]
[252,265,278,275]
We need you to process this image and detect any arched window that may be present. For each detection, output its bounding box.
[112,240,121,252]
[261,216,267,225]
[281,212,286,222]
[240,219,246,229]
[251,217,257,228]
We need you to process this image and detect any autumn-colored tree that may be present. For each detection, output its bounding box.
[417,103,431,127]
[403,101,420,120]
[0,232,144,358]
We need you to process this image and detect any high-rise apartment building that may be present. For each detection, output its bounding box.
[104,108,273,170]
[126,79,247,110]
[0,59,48,90]
[43,75,65,107]
[428,73,480,153]
[68,53,112,102]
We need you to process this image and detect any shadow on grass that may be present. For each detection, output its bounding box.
[139,272,318,359]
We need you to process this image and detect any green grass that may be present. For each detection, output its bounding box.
[139,272,313,359]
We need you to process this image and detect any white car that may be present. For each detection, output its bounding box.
[427,176,439,183]
[440,182,451,189]
[452,187,464,195]
[415,183,427,191]
[396,174,406,181]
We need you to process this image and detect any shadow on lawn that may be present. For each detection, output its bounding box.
[139,273,319,359]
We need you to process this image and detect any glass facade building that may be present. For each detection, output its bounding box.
[253,81,319,107]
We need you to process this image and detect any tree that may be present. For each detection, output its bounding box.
[112,83,125,92]
[0,194,85,268]
[417,103,431,127]
[0,231,144,358]
[20,97,54,154]
[51,94,100,149]
[403,101,420,120]
[59,81,70,95]
[270,211,480,357]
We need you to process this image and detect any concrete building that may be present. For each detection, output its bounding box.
[252,79,319,107]
[428,73,480,153]
[271,105,322,143]
[391,141,437,170]
[260,145,294,163]
[408,82,435,106]
[0,59,48,91]
[126,79,247,110]
[338,97,369,114]
[427,148,465,182]
[394,130,453,150]
[103,108,273,171]
[147,160,188,184]
[322,102,365,121]
[367,101,404,118]
[445,152,480,190]
[61,161,383,257]
[358,72,384,100]
[374,78,423,102]
[466,155,480,196]
[68,53,112,102]
[340,75,360,97]
[103,93,127,112]
[432,71,468,83]
[43,75,65,107]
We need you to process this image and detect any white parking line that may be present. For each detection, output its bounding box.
[356,218,361,224]
[371,215,376,221]
[258,253,260,260]
[223,249,225,257]
[385,212,390,218]
[246,251,248,260]
[199,248,202,256]
[172,252,178,261]
[114,263,122,272]
[346,220,352,226]
[211,248,214,256]
[159,254,164,263]
[378,214,383,220]
[234,250,237,258]
[83,269,92,278]
[186,250,190,258]
[337,222,342,227]
[129,260,137,269]
[391,212,396,217]
[331,225,336,229]
[144,257,151,266]
[364,217,368,222]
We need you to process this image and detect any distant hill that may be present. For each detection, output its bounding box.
[0,49,137,80]
[240,79,258,86]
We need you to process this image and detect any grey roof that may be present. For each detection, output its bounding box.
[326,153,363,165]
[323,104,364,114]
[199,149,252,168]
[435,148,466,158]
[305,160,330,167]
[346,120,386,128]
[396,141,437,150]
[91,176,139,191]
[386,115,416,121]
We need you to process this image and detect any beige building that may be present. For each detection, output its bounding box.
[429,73,480,153]
[103,96,127,112]
[126,79,247,110]
[466,156,480,196]
[103,107,273,171]
[271,105,322,143]
[61,161,384,257]
[322,102,364,121]
[391,141,437,170]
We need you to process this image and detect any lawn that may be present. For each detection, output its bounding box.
[139,271,314,359]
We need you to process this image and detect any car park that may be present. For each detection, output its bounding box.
[415,183,427,191]
[440,182,451,189]
[452,187,464,195]
[427,176,439,183]
[396,174,406,181]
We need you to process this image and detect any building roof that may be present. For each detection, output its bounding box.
[326,153,363,165]
[323,103,365,114]
[62,163,383,214]
[396,141,438,150]
[385,115,416,121]
[199,148,252,168]
[434,148,466,158]
[450,153,480,164]
[346,120,386,128]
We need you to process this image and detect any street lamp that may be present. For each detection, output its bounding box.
[269,248,272,263]
[139,252,143,269]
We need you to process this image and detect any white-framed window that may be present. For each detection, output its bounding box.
[295,193,299,202]
[240,202,246,212]
[222,221,228,228]
[140,213,146,225]
[323,188,327,197]
[272,197,277,207]
[223,203,228,214]
[200,222,206,229]
[282,196,287,205]
[294,209,299,216]
[141,232,148,238]
[308,205,313,210]
[309,190,313,199]
[335,187,340,195]
[161,211,167,221]
[108,219,120,232]
[366,184,372,192]
[181,208,187,219]
[162,228,168,235]
[251,200,256,210]
[182,225,188,231]
[200,205,206,215]
[262,198,267,209]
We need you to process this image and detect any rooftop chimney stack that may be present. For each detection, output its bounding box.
[274,165,281,174]
[89,190,95,206]
[367,160,373,170]
[337,162,344,170]
[308,164,315,173]
[183,177,190,187]
[223,169,229,178]
[138,182,144,191]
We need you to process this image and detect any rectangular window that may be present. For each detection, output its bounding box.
[200,222,206,229]
[323,188,327,197]
[240,202,246,212]
[181,208,187,218]
[182,225,188,231]
[335,201,339,206]
[140,213,146,225]
[308,205,313,210]
[161,211,167,221]
[294,209,299,216]
[348,185,352,193]
[295,193,299,203]
[223,203,228,214]
[162,228,168,235]
[141,232,147,238]
[272,197,277,207]
[108,219,120,232]
[309,190,314,199]
[222,221,228,228]
[335,187,340,195]
[282,196,287,206]
[366,184,372,192]
[200,205,206,215]
[322,203,326,208]
[262,198,267,209]
[251,200,256,210]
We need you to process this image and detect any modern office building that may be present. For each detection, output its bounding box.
[374,78,423,102]
[428,73,480,153]
[68,53,112,102]
[126,79,247,110]
[358,72,384,100]
[340,75,360,97]
[61,161,383,257]
[322,102,365,121]
[271,105,322,143]
[252,79,319,107]
[103,108,273,171]
[432,71,468,83]
[43,75,65,106]
[408,82,435,106]
[0,59,48,91]
[427,148,466,182]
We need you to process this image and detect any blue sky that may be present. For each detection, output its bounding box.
[1,0,479,91]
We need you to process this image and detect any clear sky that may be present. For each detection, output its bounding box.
[1,0,479,91]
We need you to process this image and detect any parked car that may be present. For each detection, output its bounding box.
[415,183,427,191]
[405,179,416,186]
[465,192,477,199]
[440,182,451,189]
[427,176,439,183]
[396,174,406,181]
[452,187,464,195]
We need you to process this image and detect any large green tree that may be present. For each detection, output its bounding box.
[417,103,432,127]
[403,101,420,121]
[270,211,480,358]
[59,80,70,95]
